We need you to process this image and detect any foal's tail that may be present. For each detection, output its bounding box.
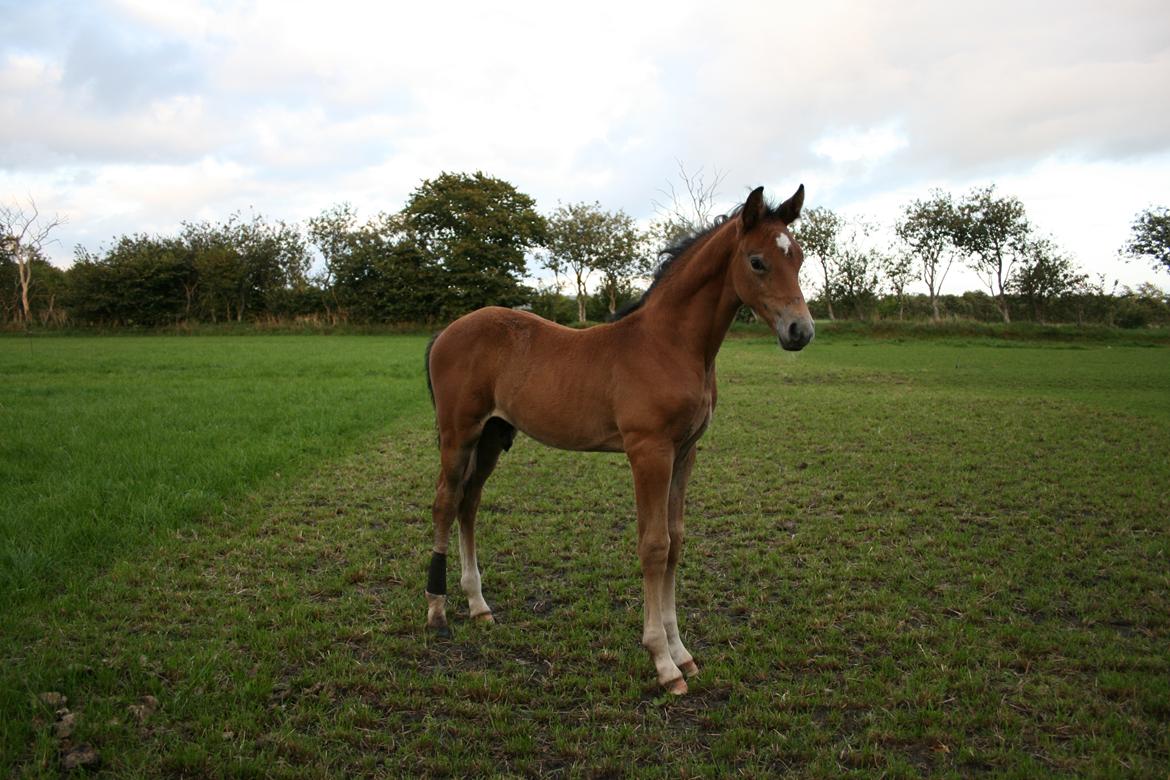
[424,330,442,409]
[424,330,443,447]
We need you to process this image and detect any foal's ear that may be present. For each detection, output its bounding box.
[741,186,766,231]
[777,184,805,225]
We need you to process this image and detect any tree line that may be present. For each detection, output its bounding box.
[3,172,1169,329]
[799,186,1170,326]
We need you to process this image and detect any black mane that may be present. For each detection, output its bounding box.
[610,192,795,322]
[610,215,730,321]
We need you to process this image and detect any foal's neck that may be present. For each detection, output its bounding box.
[638,222,741,369]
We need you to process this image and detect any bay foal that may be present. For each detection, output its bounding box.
[424,185,813,694]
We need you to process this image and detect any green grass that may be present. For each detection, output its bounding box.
[0,335,431,608]
[2,333,1168,776]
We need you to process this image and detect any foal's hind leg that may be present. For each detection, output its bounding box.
[457,418,511,623]
[663,447,698,678]
[426,436,477,637]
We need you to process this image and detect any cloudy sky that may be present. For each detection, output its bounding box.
[2,0,1169,292]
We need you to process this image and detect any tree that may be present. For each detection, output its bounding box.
[595,213,651,316]
[952,185,1031,323]
[308,202,364,320]
[1066,273,1096,327]
[1,197,63,325]
[64,211,311,326]
[896,190,958,321]
[830,220,881,319]
[1,242,29,323]
[542,202,648,322]
[795,206,844,320]
[879,248,915,320]
[238,214,311,319]
[1009,237,1086,322]
[649,160,727,249]
[2,248,66,325]
[1122,206,1170,276]
[1115,282,1170,328]
[182,213,310,322]
[1080,274,1121,327]
[182,219,246,322]
[66,235,192,326]
[401,171,546,317]
[308,204,442,323]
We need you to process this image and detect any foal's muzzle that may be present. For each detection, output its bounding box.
[776,317,815,351]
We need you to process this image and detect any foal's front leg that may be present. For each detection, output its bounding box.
[663,446,698,678]
[627,437,687,694]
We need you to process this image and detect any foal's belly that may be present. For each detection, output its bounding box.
[493,378,713,455]
[520,421,625,453]
[494,400,625,453]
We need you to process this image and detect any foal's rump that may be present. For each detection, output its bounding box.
[427,307,625,453]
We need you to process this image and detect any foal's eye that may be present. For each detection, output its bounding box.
[749,255,766,273]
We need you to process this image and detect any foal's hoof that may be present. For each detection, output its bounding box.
[680,660,699,678]
[472,611,495,624]
[664,677,689,696]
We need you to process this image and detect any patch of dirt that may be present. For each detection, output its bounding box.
[61,743,101,771]
[526,592,559,615]
[37,691,103,773]
[510,647,555,678]
[128,695,159,723]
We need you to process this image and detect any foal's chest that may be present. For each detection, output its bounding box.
[681,373,717,443]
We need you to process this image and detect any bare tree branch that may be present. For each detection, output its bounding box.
[649,160,727,248]
[2,196,65,324]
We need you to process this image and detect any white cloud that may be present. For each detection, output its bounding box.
[1,0,1168,292]
[812,123,908,165]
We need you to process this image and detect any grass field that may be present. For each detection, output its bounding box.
[0,336,432,608]
[2,331,1168,776]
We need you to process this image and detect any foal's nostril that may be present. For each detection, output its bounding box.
[779,318,813,351]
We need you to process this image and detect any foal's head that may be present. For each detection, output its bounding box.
[730,185,814,351]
